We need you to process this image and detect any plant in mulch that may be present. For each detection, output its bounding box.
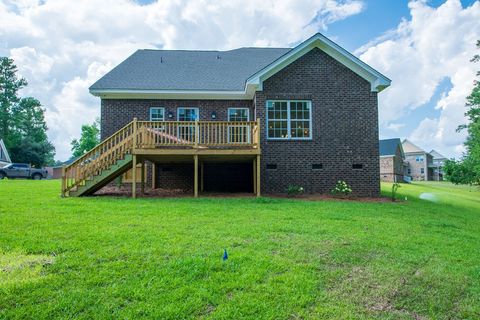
[391,182,401,202]
[331,180,352,198]
[286,185,304,197]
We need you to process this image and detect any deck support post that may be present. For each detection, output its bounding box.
[256,154,261,197]
[132,154,137,199]
[151,162,156,189]
[194,155,199,198]
[200,161,204,192]
[253,158,257,195]
[61,166,66,197]
[141,160,145,195]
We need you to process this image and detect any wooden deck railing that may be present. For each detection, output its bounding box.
[135,120,260,148]
[61,118,260,196]
[62,122,134,196]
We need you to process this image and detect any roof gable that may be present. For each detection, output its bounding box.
[379,138,403,157]
[429,149,447,160]
[246,33,391,93]
[402,139,425,154]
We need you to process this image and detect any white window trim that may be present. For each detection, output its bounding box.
[149,107,165,121]
[227,107,250,121]
[177,107,200,121]
[266,100,312,140]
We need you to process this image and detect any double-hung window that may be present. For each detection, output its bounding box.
[177,107,199,142]
[228,108,250,144]
[266,100,312,140]
[149,107,165,121]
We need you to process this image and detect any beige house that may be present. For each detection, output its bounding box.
[379,138,405,182]
[402,139,435,181]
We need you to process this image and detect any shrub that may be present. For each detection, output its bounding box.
[391,182,401,201]
[286,185,304,197]
[331,180,352,197]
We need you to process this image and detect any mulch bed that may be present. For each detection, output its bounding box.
[94,186,399,202]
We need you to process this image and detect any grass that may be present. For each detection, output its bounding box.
[0,180,479,319]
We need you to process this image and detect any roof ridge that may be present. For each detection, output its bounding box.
[140,47,291,53]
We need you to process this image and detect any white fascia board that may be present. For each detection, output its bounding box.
[90,89,254,100]
[246,33,391,93]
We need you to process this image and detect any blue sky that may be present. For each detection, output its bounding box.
[1,0,479,160]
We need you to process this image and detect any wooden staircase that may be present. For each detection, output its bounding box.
[62,121,134,197]
[61,118,261,197]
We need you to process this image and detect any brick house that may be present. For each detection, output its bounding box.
[61,33,391,197]
[402,139,434,181]
[379,138,405,182]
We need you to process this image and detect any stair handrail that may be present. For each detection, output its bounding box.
[61,120,135,196]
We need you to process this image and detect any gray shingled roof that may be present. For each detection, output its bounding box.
[379,138,402,156]
[90,47,291,92]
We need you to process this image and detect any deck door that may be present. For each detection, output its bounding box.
[227,108,250,144]
[177,108,199,143]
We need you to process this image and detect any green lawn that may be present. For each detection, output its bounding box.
[0,180,479,319]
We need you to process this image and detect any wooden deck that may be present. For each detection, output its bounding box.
[61,118,261,198]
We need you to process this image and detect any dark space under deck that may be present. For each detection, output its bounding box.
[144,155,256,194]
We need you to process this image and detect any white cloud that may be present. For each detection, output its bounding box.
[0,0,364,160]
[386,122,405,132]
[358,0,480,158]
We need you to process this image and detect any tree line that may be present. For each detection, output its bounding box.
[444,40,480,185]
[0,57,55,167]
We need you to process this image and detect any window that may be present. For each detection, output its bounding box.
[177,108,199,141]
[352,164,363,169]
[312,164,323,170]
[416,156,424,162]
[421,168,425,174]
[228,108,250,143]
[266,164,277,170]
[407,169,411,175]
[149,107,165,121]
[266,100,312,139]
[228,108,249,122]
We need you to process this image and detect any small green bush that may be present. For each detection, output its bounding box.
[391,182,401,201]
[286,185,304,196]
[331,180,352,197]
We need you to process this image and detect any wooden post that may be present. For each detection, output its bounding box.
[256,117,261,150]
[61,166,66,197]
[194,154,199,198]
[194,119,199,148]
[151,162,156,189]
[256,154,261,197]
[132,154,137,199]
[253,158,257,195]
[133,117,138,151]
[141,160,145,195]
[200,160,204,192]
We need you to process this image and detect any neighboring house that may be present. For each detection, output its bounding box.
[402,139,434,181]
[61,33,391,197]
[379,138,404,182]
[47,157,79,179]
[429,149,447,181]
[0,139,12,168]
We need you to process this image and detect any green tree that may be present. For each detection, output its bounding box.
[0,57,27,147]
[71,119,100,158]
[447,40,480,185]
[0,57,55,167]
